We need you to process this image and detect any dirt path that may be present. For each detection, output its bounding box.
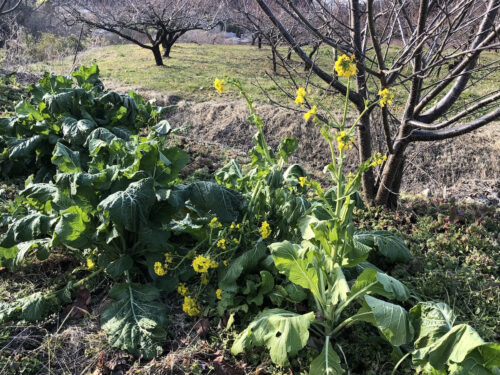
[166,98,500,206]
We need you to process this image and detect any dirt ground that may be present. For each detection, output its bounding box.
[165,98,500,206]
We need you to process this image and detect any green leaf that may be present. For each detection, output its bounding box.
[51,142,82,173]
[152,120,172,135]
[329,263,349,307]
[72,63,100,87]
[353,295,413,347]
[349,268,409,301]
[410,302,500,372]
[101,282,168,359]
[277,137,298,162]
[98,178,155,232]
[270,241,322,300]
[309,339,344,375]
[219,241,267,292]
[61,117,96,146]
[54,205,93,249]
[187,181,246,223]
[1,213,55,248]
[106,255,134,278]
[7,135,46,159]
[231,309,315,366]
[354,231,411,263]
[215,159,243,189]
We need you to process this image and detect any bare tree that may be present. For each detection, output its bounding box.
[59,0,223,66]
[253,0,500,207]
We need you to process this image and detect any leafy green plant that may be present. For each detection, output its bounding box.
[0,115,247,358]
[224,59,500,374]
[0,63,170,181]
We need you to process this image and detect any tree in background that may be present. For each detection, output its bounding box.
[254,0,500,208]
[60,0,223,66]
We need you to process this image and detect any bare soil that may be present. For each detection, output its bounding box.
[166,99,500,206]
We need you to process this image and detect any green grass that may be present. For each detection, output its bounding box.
[32,43,292,101]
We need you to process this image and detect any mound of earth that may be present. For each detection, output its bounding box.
[167,99,500,206]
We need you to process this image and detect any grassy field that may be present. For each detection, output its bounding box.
[32,43,292,101]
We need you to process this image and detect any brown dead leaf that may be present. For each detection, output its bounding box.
[194,318,210,338]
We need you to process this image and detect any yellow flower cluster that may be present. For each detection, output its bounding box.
[295,87,306,105]
[336,130,354,151]
[216,289,222,300]
[177,283,189,296]
[304,105,317,122]
[153,252,175,277]
[217,238,227,250]
[209,217,222,229]
[298,176,307,187]
[260,221,272,239]
[230,222,240,230]
[335,54,357,78]
[214,78,225,93]
[86,258,95,270]
[192,255,218,273]
[201,273,210,285]
[154,261,166,276]
[378,88,394,107]
[182,296,200,317]
[371,152,388,167]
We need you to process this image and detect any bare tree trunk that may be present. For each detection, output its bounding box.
[152,45,164,66]
[258,35,262,49]
[271,46,277,73]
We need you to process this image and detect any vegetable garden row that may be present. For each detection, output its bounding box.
[0,61,498,374]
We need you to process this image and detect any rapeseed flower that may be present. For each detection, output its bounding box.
[304,105,317,122]
[86,258,95,270]
[335,130,354,151]
[209,217,222,228]
[298,176,307,187]
[182,296,200,317]
[177,283,189,296]
[260,221,272,239]
[295,87,307,105]
[335,54,357,78]
[378,88,394,107]
[214,78,225,93]
[154,261,166,276]
[370,152,387,167]
[164,252,173,264]
[192,255,211,273]
[217,238,227,250]
[216,289,222,300]
[201,273,209,285]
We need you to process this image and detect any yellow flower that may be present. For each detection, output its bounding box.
[223,260,229,266]
[370,152,388,167]
[209,217,222,228]
[304,105,318,122]
[233,238,239,244]
[335,130,354,151]
[86,258,95,270]
[214,78,225,93]
[154,261,166,276]
[295,87,306,105]
[216,238,227,250]
[192,255,211,273]
[182,296,200,317]
[335,54,357,78]
[201,273,210,285]
[298,176,307,187]
[164,252,173,264]
[216,289,222,300]
[177,283,189,296]
[260,221,272,239]
[378,88,394,107]
[210,259,218,269]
